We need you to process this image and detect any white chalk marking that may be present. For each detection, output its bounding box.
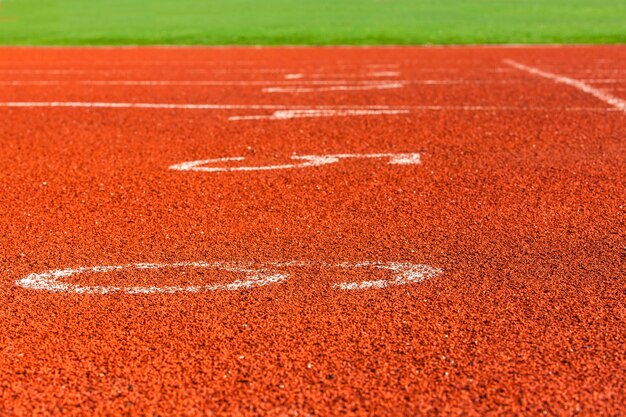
[504,59,626,113]
[15,261,441,294]
[169,152,421,173]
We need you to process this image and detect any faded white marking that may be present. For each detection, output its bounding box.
[55,79,405,86]
[0,69,89,74]
[369,71,401,77]
[0,101,399,110]
[263,82,404,93]
[582,79,626,84]
[0,79,524,87]
[15,261,442,294]
[0,101,613,115]
[229,109,409,120]
[333,262,441,290]
[366,64,400,69]
[504,59,626,112]
[0,81,67,86]
[14,261,288,294]
[169,152,421,173]
[277,71,401,79]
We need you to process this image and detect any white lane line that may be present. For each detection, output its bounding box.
[0,79,525,87]
[369,71,401,77]
[2,79,398,86]
[229,109,409,120]
[229,106,616,120]
[0,69,89,74]
[263,83,404,93]
[15,261,442,294]
[582,79,626,84]
[169,152,421,173]
[0,101,614,115]
[0,81,66,86]
[504,59,626,113]
[0,101,400,110]
[77,79,401,86]
[278,71,401,79]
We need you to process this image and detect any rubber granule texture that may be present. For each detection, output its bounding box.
[0,46,625,416]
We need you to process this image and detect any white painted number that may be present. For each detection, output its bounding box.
[169,152,421,173]
[15,261,442,294]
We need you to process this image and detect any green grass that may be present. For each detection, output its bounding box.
[0,0,624,45]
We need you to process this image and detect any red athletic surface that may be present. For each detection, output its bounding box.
[0,46,624,415]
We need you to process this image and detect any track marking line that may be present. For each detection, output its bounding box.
[332,262,441,290]
[15,261,442,294]
[504,59,626,113]
[15,262,288,294]
[229,109,410,120]
[262,83,404,93]
[0,79,534,87]
[278,71,401,79]
[0,101,400,110]
[369,71,401,77]
[0,101,613,115]
[169,152,421,173]
[582,79,626,84]
[70,80,405,86]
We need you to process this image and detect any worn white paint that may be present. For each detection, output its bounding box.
[504,59,626,112]
[15,261,442,294]
[582,79,626,84]
[169,152,421,173]
[0,101,400,110]
[0,101,612,117]
[0,79,525,87]
[332,262,441,290]
[262,82,404,93]
[14,261,289,294]
[229,108,409,120]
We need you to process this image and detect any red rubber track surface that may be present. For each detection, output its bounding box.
[0,46,624,416]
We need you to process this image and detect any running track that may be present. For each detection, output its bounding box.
[0,46,624,415]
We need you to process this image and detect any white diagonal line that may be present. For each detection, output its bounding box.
[504,59,626,112]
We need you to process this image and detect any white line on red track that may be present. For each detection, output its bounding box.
[504,59,626,113]
[0,79,524,86]
[229,109,410,120]
[0,101,616,117]
[169,152,421,172]
[0,101,400,110]
[582,79,626,84]
[262,83,404,92]
[15,261,442,294]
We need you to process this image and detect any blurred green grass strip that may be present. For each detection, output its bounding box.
[0,0,624,45]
